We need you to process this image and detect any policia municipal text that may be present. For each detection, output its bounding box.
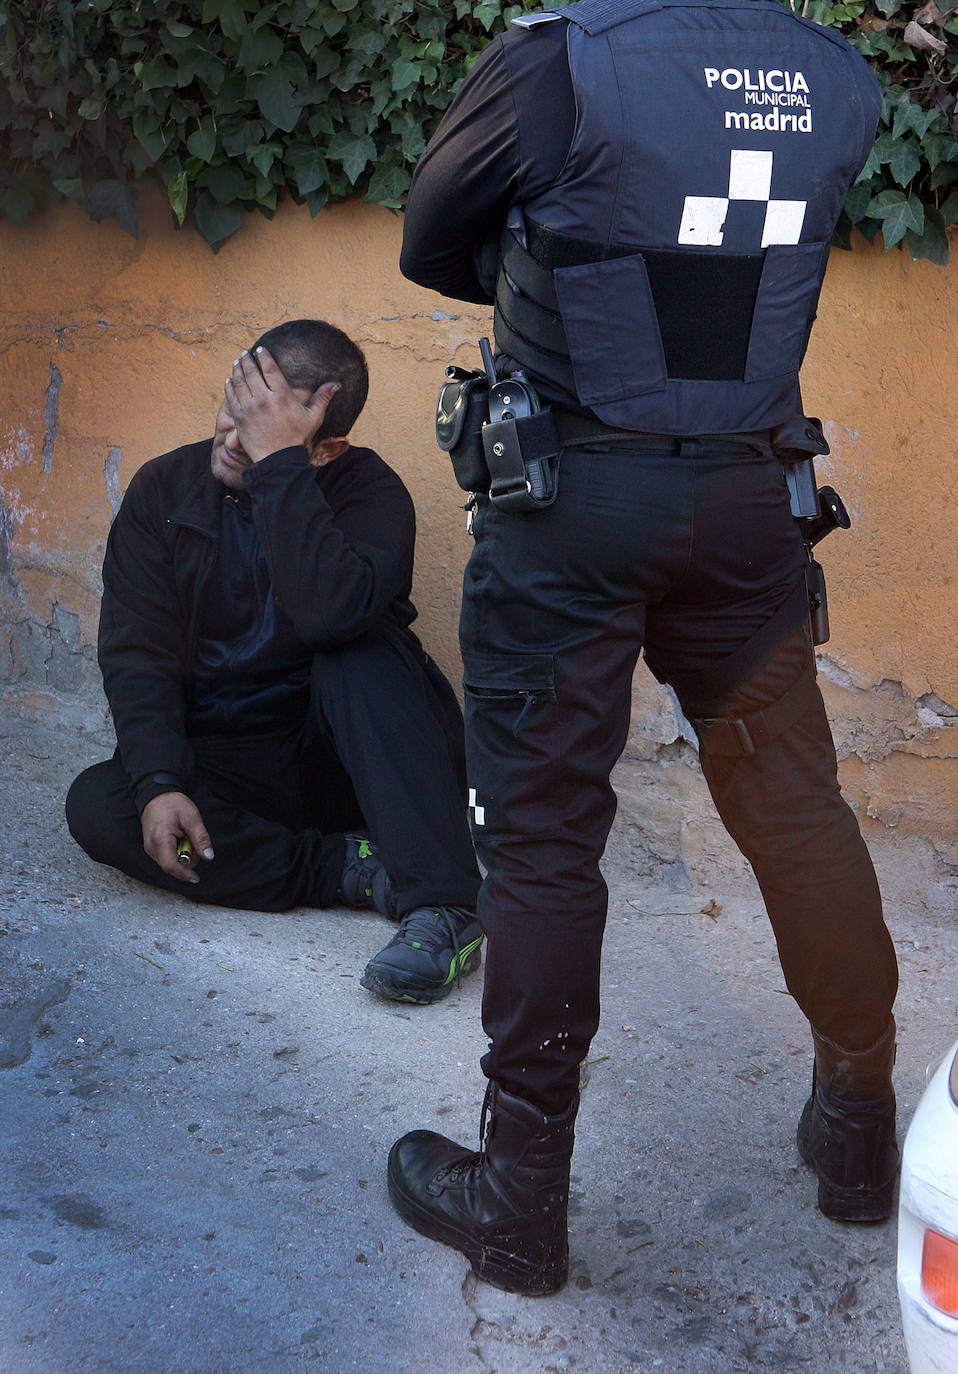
[386,0,899,1295]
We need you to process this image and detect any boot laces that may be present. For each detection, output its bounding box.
[433,1081,497,1186]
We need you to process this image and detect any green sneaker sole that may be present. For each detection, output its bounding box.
[360,940,482,1005]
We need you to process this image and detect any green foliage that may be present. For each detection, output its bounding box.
[0,0,523,249]
[790,0,957,262]
[0,0,954,262]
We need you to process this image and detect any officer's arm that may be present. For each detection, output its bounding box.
[401,24,574,304]
[400,37,521,303]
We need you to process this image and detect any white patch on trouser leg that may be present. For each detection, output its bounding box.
[468,787,485,826]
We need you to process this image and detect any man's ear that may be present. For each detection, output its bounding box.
[309,436,350,468]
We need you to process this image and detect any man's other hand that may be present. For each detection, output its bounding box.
[141,792,215,883]
[224,348,340,462]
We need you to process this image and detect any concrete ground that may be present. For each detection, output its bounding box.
[2,710,955,1374]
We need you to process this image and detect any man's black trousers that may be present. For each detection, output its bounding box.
[66,625,481,918]
[460,443,898,1115]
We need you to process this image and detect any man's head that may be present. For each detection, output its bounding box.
[211,319,369,490]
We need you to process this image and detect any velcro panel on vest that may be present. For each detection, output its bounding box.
[644,249,762,381]
[518,223,761,383]
[688,659,819,757]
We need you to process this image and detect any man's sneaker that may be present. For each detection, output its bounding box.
[338,835,396,918]
[360,906,483,1004]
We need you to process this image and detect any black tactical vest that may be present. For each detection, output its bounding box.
[494,0,881,434]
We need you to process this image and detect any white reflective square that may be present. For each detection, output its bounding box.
[728,149,774,201]
[678,196,729,246]
[762,199,807,246]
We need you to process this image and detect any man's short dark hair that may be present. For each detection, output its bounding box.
[251,319,369,439]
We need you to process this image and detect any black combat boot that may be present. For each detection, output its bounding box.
[797,1018,898,1222]
[387,1082,577,1296]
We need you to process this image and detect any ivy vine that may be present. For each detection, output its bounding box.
[0,0,955,262]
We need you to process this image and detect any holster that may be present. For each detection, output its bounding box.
[435,361,561,510]
[770,413,830,519]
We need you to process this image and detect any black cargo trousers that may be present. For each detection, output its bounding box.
[66,623,481,919]
[460,441,898,1115]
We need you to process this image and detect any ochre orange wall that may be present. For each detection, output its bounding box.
[1,188,956,902]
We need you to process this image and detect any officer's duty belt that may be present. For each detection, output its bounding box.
[551,409,774,459]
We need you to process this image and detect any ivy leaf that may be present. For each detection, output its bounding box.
[186,118,217,163]
[198,161,248,203]
[176,48,227,88]
[211,0,250,41]
[904,207,950,264]
[365,160,410,206]
[844,181,873,223]
[138,57,177,91]
[891,96,939,140]
[888,136,921,187]
[941,191,958,227]
[77,96,105,120]
[857,143,881,180]
[86,178,139,237]
[930,161,958,191]
[167,169,188,225]
[327,129,376,183]
[284,143,328,195]
[250,70,302,132]
[238,26,284,70]
[391,56,420,90]
[132,108,170,161]
[866,188,925,246]
[474,0,503,29]
[246,140,281,177]
[194,191,244,250]
[51,177,85,204]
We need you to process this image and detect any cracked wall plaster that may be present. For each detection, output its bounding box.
[103,446,123,517]
[42,360,62,474]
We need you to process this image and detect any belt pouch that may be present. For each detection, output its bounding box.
[436,372,491,493]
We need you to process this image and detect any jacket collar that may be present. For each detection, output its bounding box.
[168,439,230,536]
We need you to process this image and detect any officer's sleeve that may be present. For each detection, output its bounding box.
[400,38,522,304]
[400,24,574,304]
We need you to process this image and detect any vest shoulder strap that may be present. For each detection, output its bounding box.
[558,0,854,50]
[511,10,565,27]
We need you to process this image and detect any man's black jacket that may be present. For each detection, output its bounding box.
[98,439,417,814]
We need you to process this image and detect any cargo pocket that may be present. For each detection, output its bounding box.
[462,650,562,840]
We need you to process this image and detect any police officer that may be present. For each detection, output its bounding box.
[386,0,899,1295]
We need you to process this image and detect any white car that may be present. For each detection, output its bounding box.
[898,1037,958,1372]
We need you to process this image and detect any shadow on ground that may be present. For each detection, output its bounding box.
[2,711,952,1373]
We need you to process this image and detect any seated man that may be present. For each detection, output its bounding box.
[66,318,482,1004]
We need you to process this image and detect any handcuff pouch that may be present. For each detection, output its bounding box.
[436,369,491,493]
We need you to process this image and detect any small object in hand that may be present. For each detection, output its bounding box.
[176,837,194,867]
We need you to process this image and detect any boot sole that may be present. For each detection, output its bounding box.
[387,1145,567,1297]
[797,1109,896,1223]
